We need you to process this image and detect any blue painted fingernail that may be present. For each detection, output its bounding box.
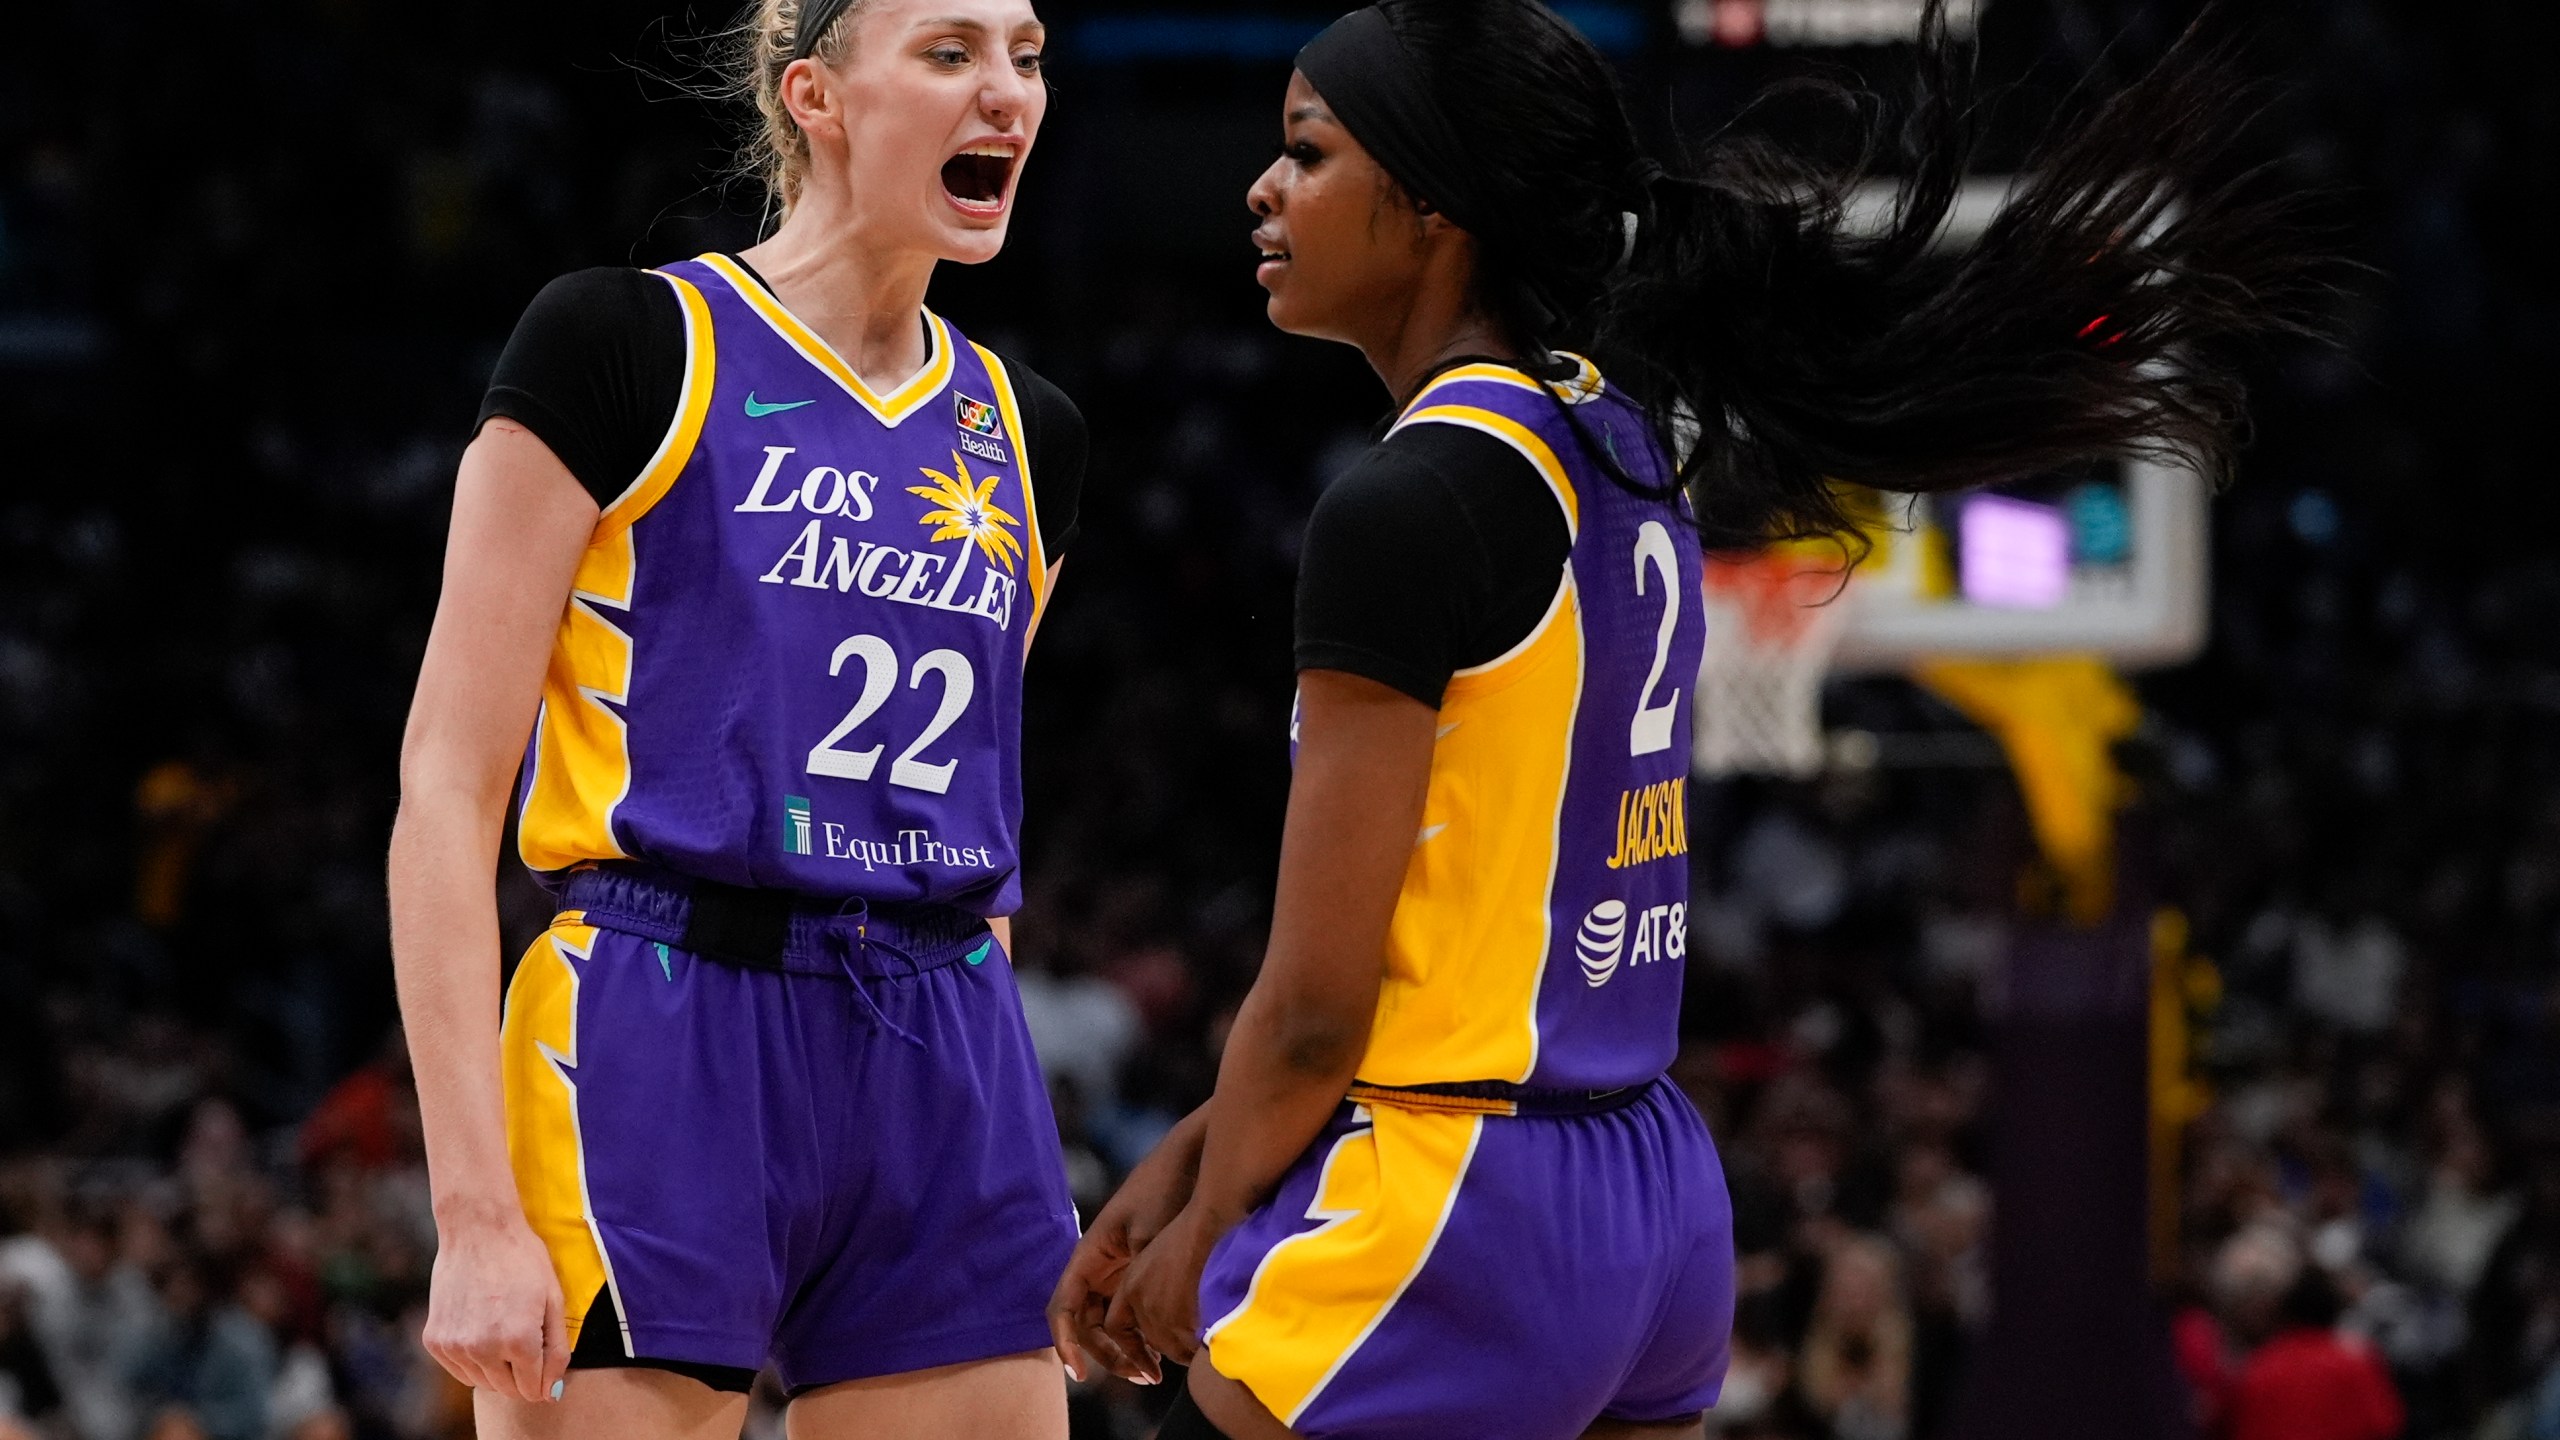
[551,1379,566,1401]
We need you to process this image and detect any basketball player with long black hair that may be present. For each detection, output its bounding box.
[390,1,1084,1436]
[1046,2,2325,1438]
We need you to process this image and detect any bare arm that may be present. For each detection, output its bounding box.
[1106,668,1438,1363]
[389,420,596,1402]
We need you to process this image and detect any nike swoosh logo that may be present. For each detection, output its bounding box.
[744,393,816,418]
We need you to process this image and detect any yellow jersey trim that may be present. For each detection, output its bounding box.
[500,921,629,1354]
[1203,1110,1487,1425]
[596,272,716,539]
[696,253,955,426]
[971,343,1051,640]
[1404,352,1606,409]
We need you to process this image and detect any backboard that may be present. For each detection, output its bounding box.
[1690,179,2213,775]
[1830,179,2212,674]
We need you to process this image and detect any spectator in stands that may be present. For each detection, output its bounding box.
[7,1200,156,1440]
[2401,1109,2520,1302]
[2226,1267,2404,1440]
[1796,1234,1914,1440]
[0,1275,62,1434]
[124,1255,273,1440]
[2177,1221,2318,1434]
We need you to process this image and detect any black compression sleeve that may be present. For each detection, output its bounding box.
[1294,424,1573,709]
[1004,358,1087,561]
[477,268,686,509]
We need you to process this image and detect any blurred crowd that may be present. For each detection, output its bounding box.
[4,1,2557,1438]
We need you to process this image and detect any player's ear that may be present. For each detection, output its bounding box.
[779,56,842,141]
[1407,191,1464,243]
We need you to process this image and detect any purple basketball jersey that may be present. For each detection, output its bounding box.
[515,254,1054,915]
[1335,357,1705,1095]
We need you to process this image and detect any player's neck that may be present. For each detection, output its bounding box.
[1364,284,1515,409]
[1371,324,1516,411]
[739,214,939,393]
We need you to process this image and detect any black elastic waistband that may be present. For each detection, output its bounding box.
[1347,1077,1656,1120]
[558,865,992,979]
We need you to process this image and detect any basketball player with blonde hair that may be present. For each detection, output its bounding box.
[389,1,1081,1435]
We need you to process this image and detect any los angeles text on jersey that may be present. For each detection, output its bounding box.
[737,444,1022,627]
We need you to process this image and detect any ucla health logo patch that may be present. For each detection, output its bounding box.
[954,394,1010,464]
[956,394,1005,439]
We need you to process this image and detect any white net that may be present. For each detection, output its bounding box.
[1695,556,1853,778]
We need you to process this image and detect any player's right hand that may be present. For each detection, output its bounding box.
[421,1203,570,1404]
[1048,1140,1199,1385]
[1050,1222,1150,1386]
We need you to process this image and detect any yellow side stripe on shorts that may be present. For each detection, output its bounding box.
[499,921,622,1352]
[1203,1109,1487,1426]
[1346,1083,1519,1118]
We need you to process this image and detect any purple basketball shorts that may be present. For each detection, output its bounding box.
[499,904,1078,1392]
[1199,1079,1734,1440]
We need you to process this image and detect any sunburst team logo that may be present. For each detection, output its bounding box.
[910,453,1024,574]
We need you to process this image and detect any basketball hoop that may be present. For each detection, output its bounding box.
[1695,549,1853,777]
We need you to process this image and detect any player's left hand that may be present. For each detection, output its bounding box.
[1103,1201,1222,1368]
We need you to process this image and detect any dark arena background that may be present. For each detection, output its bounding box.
[2,1,2557,1438]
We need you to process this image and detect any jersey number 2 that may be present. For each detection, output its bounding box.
[806,635,975,795]
[1631,521,1683,757]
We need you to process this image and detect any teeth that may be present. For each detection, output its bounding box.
[961,143,1013,158]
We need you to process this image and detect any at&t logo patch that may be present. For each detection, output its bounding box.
[1576,898,1687,988]
[1578,901,1628,987]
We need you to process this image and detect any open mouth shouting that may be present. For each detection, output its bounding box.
[941,141,1021,219]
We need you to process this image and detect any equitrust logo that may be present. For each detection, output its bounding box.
[783,795,815,856]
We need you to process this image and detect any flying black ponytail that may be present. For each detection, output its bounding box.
[1353,0,2337,549]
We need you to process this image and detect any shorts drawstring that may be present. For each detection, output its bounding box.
[826,898,928,1050]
